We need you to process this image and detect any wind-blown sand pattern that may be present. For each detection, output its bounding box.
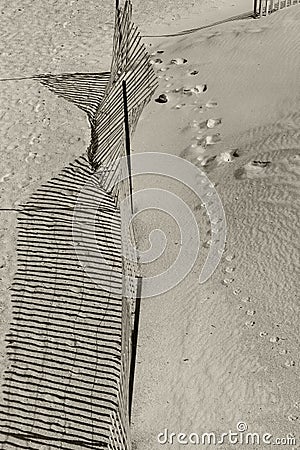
[0,1,157,449]
[131,4,300,449]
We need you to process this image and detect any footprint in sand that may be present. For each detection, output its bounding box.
[203,239,212,249]
[197,134,221,146]
[198,155,217,169]
[206,118,222,129]
[149,58,163,65]
[233,288,241,296]
[180,85,207,95]
[192,119,221,130]
[284,360,296,368]
[235,160,272,179]
[170,58,187,65]
[260,331,268,337]
[192,84,207,94]
[191,106,204,114]
[225,253,235,262]
[279,348,287,355]
[269,336,280,343]
[216,150,240,164]
[180,145,205,164]
[224,266,235,274]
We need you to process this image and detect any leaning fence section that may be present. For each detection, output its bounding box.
[254,0,299,16]
[94,1,158,448]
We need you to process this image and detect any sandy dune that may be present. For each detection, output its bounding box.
[131,5,300,449]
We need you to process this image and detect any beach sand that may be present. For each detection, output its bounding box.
[130,3,300,449]
[0,0,299,448]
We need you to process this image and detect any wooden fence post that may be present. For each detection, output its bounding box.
[260,0,264,16]
[254,0,258,15]
[128,276,142,423]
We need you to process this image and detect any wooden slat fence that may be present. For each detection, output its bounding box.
[254,0,300,16]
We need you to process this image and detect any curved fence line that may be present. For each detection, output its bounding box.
[142,0,300,38]
[142,11,254,38]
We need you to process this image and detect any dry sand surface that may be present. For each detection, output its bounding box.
[131,4,300,450]
[0,0,299,449]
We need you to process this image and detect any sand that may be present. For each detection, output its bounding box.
[0,0,299,449]
[130,3,300,449]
